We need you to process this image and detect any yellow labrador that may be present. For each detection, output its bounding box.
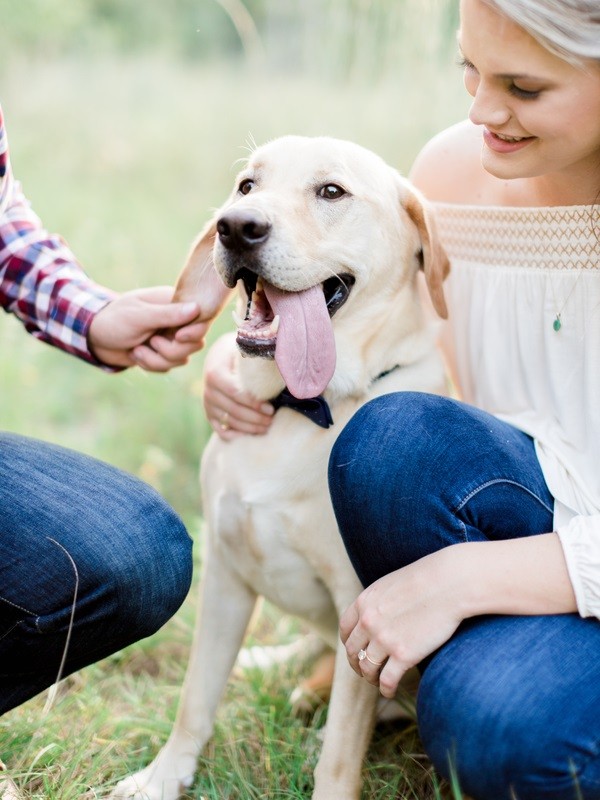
[110,136,449,800]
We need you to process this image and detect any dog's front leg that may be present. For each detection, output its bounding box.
[109,549,257,800]
[311,638,379,800]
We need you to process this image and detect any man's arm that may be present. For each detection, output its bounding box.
[0,106,119,366]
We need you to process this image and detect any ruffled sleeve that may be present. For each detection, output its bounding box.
[557,516,600,620]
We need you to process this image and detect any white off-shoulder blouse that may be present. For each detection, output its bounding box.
[433,202,600,620]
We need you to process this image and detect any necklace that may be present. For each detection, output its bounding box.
[550,270,583,332]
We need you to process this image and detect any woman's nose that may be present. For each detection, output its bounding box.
[468,82,511,128]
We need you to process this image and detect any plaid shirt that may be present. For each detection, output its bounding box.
[0,103,117,365]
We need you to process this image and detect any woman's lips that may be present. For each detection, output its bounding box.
[483,128,536,153]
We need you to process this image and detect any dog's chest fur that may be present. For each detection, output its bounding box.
[200,353,447,631]
[201,404,349,629]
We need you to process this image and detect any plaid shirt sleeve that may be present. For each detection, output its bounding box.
[0,104,118,366]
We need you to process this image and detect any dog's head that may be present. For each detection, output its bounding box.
[175,136,449,400]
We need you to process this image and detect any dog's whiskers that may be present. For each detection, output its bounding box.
[243,133,258,154]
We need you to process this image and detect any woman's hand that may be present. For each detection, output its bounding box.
[339,534,578,699]
[88,286,208,371]
[340,547,466,699]
[203,333,275,440]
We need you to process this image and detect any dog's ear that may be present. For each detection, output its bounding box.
[401,183,450,320]
[173,216,233,321]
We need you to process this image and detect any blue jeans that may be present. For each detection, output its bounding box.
[0,432,193,715]
[328,392,600,800]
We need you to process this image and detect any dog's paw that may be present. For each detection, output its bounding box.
[107,774,149,800]
[289,650,336,716]
[108,768,190,800]
[107,740,199,800]
[107,773,154,800]
[235,633,328,672]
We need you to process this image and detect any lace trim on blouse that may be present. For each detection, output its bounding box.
[433,203,599,271]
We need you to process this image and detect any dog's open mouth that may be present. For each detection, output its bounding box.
[233,269,355,399]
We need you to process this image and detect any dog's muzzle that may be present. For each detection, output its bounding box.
[215,208,355,400]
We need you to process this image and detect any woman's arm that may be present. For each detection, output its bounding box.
[340,532,577,699]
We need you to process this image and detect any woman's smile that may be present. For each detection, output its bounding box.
[482,128,536,153]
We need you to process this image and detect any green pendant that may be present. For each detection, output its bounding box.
[553,315,562,332]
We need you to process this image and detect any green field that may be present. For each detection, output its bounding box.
[1,3,470,796]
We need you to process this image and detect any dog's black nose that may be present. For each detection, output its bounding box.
[217,208,271,251]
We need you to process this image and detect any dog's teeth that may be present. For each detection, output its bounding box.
[248,294,257,319]
[232,309,245,327]
[262,315,279,339]
[256,278,263,293]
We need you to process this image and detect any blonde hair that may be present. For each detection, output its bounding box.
[484,0,600,63]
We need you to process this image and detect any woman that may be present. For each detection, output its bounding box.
[204,1,600,797]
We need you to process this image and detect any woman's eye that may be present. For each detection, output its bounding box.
[457,56,476,73]
[238,179,254,195]
[318,184,346,200]
[509,84,541,100]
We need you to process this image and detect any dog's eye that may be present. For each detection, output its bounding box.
[318,184,346,200]
[238,179,254,195]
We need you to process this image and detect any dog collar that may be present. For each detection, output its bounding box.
[270,388,334,429]
[270,366,401,430]
[373,365,400,384]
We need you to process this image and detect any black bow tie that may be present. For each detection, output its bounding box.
[270,367,400,429]
[270,388,334,429]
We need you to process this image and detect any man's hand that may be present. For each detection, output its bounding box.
[88,286,208,371]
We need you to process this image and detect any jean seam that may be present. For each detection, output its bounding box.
[454,478,554,517]
[0,593,37,617]
[456,517,469,544]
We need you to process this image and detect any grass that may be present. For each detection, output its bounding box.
[0,587,456,798]
[1,45,469,799]
[1,615,454,799]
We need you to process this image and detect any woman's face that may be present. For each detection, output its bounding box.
[459,0,600,196]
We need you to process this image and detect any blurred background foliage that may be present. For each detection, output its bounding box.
[1,0,459,79]
[0,0,466,527]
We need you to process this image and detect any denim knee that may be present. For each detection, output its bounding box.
[329,392,453,584]
[417,615,600,800]
[0,434,194,712]
[82,487,194,641]
[328,391,552,587]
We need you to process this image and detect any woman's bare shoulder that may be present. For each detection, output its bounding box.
[409,119,487,203]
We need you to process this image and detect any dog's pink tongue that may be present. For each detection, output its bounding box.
[263,282,336,399]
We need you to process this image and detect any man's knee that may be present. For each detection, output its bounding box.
[90,490,193,638]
